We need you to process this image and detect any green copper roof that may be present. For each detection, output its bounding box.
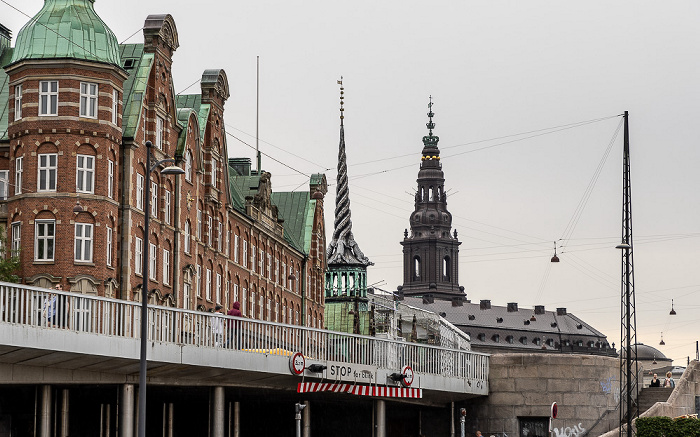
[119,44,152,139]
[227,166,247,212]
[10,0,122,68]
[175,94,210,151]
[271,191,312,253]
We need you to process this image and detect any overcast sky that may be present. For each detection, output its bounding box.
[4,0,699,365]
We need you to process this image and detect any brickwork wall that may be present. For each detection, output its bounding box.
[462,353,620,437]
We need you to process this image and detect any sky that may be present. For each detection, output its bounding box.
[3,0,699,366]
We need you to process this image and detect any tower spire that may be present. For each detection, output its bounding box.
[327,78,372,266]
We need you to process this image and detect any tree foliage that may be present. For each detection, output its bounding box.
[636,416,700,437]
[0,227,21,283]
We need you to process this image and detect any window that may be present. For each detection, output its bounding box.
[413,256,421,278]
[183,282,191,310]
[196,209,202,240]
[112,89,119,124]
[11,222,21,254]
[14,156,23,195]
[234,235,239,263]
[106,227,113,267]
[216,273,222,303]
[14,84,22,120]
[225,231,230,256]
[251,245,256,272]
[163,249,170,285]
[35,220,55,261]
[136,174,144,210]
[74,223,93,262]
[184,221,191,253]
[206,268,212,300]
[0,170,8,200]
[79,82,98,118]
[443,256,451,281]
[156,116,164,149]
[242,240,248,267]
[135,237,143,275]
[196,264,202,297]
[217,222,222,251]
[282,262,287,287]
[207,216,212,246]
[265,252,269,278]
[108,160,114,199]
[38,154,57,191]
[151,181,158,217]
[164,191,171,225]
[250,292,255,317]
[39,81,58,116]
[76,155,95,193]
[241,288,247,316]
[519,418,549,437]
[185,151,192,182]
[149,243,157,280]
[233,284,239,303]
[211,158,217,188]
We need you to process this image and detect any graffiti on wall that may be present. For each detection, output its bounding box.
[600,376,621,402]
[552,423,586,437]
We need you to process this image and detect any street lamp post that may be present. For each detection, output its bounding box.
[138,140,184,437]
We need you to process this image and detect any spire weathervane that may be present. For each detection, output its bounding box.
[422,96,439,149]
[427,95,435,135]
[338,76,344,125]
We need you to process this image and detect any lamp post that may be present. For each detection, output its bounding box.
[138,140,184,437]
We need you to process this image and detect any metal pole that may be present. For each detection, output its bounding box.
[295,403,304,437]
[138,141,152,437]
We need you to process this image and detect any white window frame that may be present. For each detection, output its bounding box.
[14,156,23,195]
[135,237,143,275]
[197,209,202,240]
[149,243,157,280]
[76,154,95,194]
[196,265,202,297]
[164,191,171,225]
[156,116,164,149]
[106,226,113,267]
[207,216,213,246]
[211,158,217,188]
[34,220,55,261]
[242,288,247,316]
[233,284,239,303]
[242,240,248,267]
[184,221,191,253]
[0,170,8,201]
[151,181,158,217]
[234,235,239,263]
[74,223,94,262]
[163,249,170,285]
[217,221,222,251]
[183,282,191,310]
[37,153,57,192]
[79,82,98,118]
[185,151,192,182]
[136,174,144,210]
[275,259,279,284]
[112,89,119,125]
[14,84,22,121]
[39,81,58,116]
[108,160,114,199]
[206,268,212,301]
[216,273,222,304]
[11,222,21,254]
[251,245,256,273]
[225,230,230,257]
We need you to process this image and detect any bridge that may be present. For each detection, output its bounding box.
[0,282,489,437]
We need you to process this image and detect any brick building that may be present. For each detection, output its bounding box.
[0,0,326,327]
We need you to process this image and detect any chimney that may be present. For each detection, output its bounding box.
[556,308,567,316]
[480,300,491,310]
[535,305,545,315]
[0,24,11,54]
[507,302,518,312]
[229,158,251,176]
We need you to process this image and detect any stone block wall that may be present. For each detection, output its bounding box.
[462,353,620,437]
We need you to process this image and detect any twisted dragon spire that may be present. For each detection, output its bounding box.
[327,78,372,266]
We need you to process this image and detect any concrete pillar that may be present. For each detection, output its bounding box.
[450,402,455,437]
[60,389,69,437]
[39,385,51,437]
[375,399,386,437]
[119,384,135,437]
[167,403,174,437]
[302,401,311,437]
[233,401,240,437]
[211,387,225,437]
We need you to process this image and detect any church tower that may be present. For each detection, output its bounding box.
[324,79,373,334]
[399,99,465,305]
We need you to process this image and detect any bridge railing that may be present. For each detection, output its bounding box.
[0,282,489,382]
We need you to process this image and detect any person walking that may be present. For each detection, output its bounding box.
[226,302,242,349]
[212,305,225,347]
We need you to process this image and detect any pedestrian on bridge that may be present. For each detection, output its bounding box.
[213,305,225,347]
[226,302,242,349]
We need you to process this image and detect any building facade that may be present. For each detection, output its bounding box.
[0,0,326,327]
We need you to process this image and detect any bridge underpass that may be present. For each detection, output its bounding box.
[0,283,489,437]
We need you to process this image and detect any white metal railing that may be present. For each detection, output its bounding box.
[0,282,489,383]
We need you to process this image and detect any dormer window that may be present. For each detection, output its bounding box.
[80,82,98,118]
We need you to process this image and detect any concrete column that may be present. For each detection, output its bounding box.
[119,384,135,437]
[375,399,386,437]
[60,389,69,437]
[211,387,225,437]
[39,385,51,437]
[302,401,311,437]
[168,403,174,437]
[233,401,240,437]
[450,402,455,437]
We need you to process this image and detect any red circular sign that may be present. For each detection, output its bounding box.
[289,352,305,375]
[551,402,558,419]
[401,365,414,387]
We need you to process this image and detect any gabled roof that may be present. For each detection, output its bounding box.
[271,191,312,253]
[174,94,209,152]
[119,44,152,139]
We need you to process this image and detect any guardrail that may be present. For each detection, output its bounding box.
[0,282,489,382]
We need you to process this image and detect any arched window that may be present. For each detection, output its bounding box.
[184,220,191,253]
[413,256,421,279]
[185,150,193,182]
[429,186,434,201]
[443,256,451,281]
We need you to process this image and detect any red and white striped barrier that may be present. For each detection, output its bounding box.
[297,382,422,399]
